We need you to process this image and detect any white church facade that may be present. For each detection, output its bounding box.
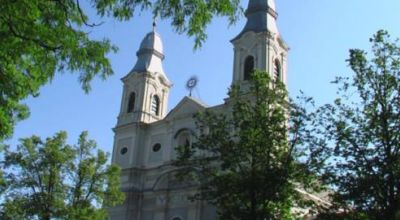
[109,1,292,219]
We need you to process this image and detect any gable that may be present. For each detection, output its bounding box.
[165,96,207,120]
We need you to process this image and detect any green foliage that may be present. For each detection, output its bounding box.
[0,131,124,220]
[314,30,400,219]
[0,0,241,141]
[0,171,5,194]
[95,0,242,48]
[175,70,321,220]
[0,0,117,141]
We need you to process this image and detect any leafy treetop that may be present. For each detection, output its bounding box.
[313,30,400,219]
[0,131,124,220]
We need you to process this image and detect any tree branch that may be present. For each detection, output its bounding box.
[76,0,104,27]
[1,15,62,51]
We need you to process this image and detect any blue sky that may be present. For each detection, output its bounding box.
[5,0,400,154]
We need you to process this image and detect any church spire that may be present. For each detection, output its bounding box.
[131,22,165,75]
[247,0,276,14]
[230,0,288,88]
[118,23,172,125]
[233,0,279,40]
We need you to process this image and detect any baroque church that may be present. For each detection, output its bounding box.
[109,0,301,219]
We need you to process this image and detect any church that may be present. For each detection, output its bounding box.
[108,0,293,219]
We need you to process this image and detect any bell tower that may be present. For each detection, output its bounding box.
[231,0,288,87]
[117,24,172,126]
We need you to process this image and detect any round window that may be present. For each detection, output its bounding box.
[152,143,161,152]
[120,147,128,155]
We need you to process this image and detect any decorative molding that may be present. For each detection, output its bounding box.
[136,48,165,60]
[173,128,196,139]
[245,6,278,20]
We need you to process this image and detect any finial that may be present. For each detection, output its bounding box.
[152,15,157,32]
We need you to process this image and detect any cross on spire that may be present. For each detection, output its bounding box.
[152,15,157,32]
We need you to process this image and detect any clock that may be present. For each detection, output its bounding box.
[186,76,198,96]
[186,76,198,89]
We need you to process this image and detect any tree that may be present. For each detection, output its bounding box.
[0,131,124,219]
[174,70,322,220]
[314,30,400,219]
[0,0,241,141]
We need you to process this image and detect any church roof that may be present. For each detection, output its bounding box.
[164,96,208,120]
[139,31,164,55]
[248,0,276,12]
[131,29,166,75]
[185,96,208,108]
[232,0,279,41]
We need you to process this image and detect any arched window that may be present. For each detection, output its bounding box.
[244,56,254,81]
[177,132,191,148]
[274,59,281,82]
[127,92,136,113]
[151,95,160,116]
[174,128,193,149]
[172,129,194,159]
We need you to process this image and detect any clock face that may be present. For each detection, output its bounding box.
[186,77,198,89]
